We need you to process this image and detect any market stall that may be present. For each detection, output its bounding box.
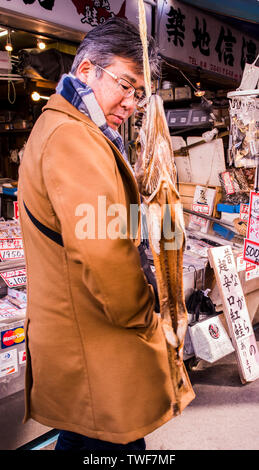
[0,0,258,450]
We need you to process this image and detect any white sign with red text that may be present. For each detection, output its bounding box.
[244,192,259,266]
[209,245,259,384]
[0,269,27,288]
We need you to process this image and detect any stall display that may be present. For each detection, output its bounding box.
[0,218,26,400]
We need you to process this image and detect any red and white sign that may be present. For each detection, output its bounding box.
[221,171,235,195]
[0,238,24,261]
[244,238,259,266]
[0,269,27,288]
[240,203,249,222]
[243,192,259,266]
[19,350,26,365]
[13,201,19,220]
[246,192,259,243]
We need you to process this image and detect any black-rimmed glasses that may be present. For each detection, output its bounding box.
[95,64,147,106]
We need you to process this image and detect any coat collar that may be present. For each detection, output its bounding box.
[43,94,140,205]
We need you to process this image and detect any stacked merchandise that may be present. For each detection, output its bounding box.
[0,218,26,394]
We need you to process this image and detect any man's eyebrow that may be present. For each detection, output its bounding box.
[122,73,145,90]
[122,73,136,84]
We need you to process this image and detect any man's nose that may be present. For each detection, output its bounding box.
[120,93,136,110]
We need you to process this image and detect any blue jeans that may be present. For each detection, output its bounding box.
[55,430,146,451]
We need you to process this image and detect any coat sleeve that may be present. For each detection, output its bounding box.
[42,120,156,332]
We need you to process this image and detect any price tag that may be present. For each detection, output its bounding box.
[240,203,249,222]
[0,269,27,287]
[0,238,24,261]
[13,201,19,220]
[246,192,259,243]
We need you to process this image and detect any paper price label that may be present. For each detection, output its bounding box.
[243,239,259,266]
[13,201,19,220]
[0,269,27,287]
[0,249,24,261]
[240,203,249,222]
[0,349,18,377]
[0,238,23,250]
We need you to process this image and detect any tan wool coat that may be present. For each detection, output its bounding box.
[18,94,175,444]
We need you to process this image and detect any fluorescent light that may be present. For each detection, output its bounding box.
[0,30,8,37]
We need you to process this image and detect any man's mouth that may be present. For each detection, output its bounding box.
[112,114,125,125]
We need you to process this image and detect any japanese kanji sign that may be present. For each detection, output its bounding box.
[0,238,24,261]
[0,269,27,288]
[244,191,259,266]
[158,0,259,83]
[0,0,152,35]
[208,245,259,383]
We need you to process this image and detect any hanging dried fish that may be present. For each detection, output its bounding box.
[136,0,194,415]
[135,94,195,415]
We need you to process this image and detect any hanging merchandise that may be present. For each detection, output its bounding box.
[135,0,195,416]
[228,89,259,168]
[219,168,251,204]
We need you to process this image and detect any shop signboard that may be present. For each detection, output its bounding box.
[0,0,152,34]
[208,245,259,384]
[157,0,259,83]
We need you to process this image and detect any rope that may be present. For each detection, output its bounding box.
[138,0,152,99]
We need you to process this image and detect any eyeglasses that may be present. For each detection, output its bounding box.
[94,64,146,106]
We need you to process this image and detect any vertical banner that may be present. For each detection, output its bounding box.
[208,245,259,384]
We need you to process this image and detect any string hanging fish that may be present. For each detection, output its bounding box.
[135,94,195,415]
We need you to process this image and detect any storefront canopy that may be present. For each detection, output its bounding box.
[179,0,259,23]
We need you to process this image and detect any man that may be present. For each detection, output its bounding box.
[18,18,174,451]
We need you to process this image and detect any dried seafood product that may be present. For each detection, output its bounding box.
[135,94,195,415]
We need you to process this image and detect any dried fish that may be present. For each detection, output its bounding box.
[135,94,195,414]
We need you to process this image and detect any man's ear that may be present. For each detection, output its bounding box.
[76,59,92,84]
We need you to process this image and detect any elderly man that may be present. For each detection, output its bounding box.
[18,18,174,451]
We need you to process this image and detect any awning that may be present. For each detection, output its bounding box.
[179,0,259,23]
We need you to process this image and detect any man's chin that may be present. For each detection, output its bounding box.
[107,122,120,131]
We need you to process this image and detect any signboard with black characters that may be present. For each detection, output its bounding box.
[157,0,259,83]
[208,245,259,383]
[0,0,152,34]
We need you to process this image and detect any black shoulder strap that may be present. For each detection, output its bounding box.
[23,201,64,247]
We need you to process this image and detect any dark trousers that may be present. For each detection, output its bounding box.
[55,430,146,451]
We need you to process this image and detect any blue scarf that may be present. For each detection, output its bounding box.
[56,73,130,165]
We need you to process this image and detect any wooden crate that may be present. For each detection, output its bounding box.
[178,182,222,218]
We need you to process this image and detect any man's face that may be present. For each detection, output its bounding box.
[77,56,145,130]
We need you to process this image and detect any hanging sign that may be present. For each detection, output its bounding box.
[157,0,259,83]
[0,269,27,288]
[208,245,259,384]
[243,191,259,266]
[0,0,152,34]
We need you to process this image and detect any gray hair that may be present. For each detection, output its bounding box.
[71,17,160,79]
